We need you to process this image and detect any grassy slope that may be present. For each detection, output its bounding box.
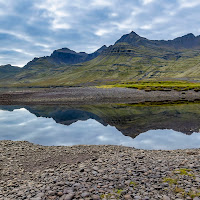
[1,43,200,87]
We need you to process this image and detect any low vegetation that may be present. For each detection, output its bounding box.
[97,81,200,91]
[163,168,200,199]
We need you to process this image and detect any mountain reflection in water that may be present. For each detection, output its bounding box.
[0,103,200,150]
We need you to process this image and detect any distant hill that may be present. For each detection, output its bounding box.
[1,31,200,87]
[0,64,21,79]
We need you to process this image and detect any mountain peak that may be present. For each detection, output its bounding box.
[95,45,107,53]
[0,64,21,75]
[174,33,196,41]
[0,64,11,68]
[0,64,19,68]
[115,31,146,46]
[183,33,195,38]
[129,31,139,36]
[52,48,77,54]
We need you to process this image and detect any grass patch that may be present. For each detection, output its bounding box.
[97,81,200,91]
[163,168,200,198]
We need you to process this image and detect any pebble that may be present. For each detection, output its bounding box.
[163,195,170,200]
[1,140,200,200]
[81,192,90,198]
[60,193,74,200]
[124,194,132,199]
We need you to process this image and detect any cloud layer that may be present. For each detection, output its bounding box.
[0,0,200,66]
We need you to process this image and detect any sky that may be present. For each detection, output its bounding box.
[0,0,200,67]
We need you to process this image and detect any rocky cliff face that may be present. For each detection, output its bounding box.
[115,31,150,47]
[50,48,89,65]
[115,31,200,50]
[100,31,200,61]
[24,45,108,69]
[170,34,200,49]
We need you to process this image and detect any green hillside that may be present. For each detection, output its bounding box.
[1,32,200,87]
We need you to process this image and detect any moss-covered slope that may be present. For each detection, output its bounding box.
[1,32,200,87]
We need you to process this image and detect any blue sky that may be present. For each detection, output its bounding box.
[0,0,200,67]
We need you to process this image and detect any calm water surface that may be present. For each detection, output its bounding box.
[0,103,200,150]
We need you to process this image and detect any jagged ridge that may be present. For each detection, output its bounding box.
[1,31,200,87]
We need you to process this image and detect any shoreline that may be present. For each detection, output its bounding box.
[1,140,200,200]
[0,87,200,105]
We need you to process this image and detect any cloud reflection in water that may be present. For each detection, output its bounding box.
[0,108,200,150]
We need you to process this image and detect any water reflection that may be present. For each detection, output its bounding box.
[133,130,200,150]
[0,108,132,146]
[0,103,200,150]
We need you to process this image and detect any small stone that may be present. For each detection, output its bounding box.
[134,196,141,200]
[56,181,65,186]
[61,193,74,200]
[163,195,170,200]
[124,194,132,199]
[57,191,63,196]
[74,183,81,187]
[17,191,24,196]
[92,195,100,200]
[196,177,200,182]
[36,193,44,198]
[30,198,42,200]
[48,191,56,196]
[81,192,90,198]
[80,168,84,172]
[63,188,74,194]
[93,166,99,171]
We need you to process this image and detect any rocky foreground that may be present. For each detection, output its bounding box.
[1,141,200,200]
[0,87,200,105]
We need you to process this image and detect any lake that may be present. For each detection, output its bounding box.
[0,103,200,150]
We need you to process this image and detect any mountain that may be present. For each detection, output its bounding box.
[0,64,21,79]
[115,31,200,49]
[24,45,107,70]
[115,31,150,47]
[1,31,200,87]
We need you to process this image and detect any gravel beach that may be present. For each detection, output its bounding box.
[0,87,200,105]
[1,140,200,200]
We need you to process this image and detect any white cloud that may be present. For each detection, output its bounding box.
[12,49,34,56]
[110,13,118,17]
[91,0,113,7]
[0,29,50,49]
[141,24,152,30]
[0,29,32,43]
[179,0,200,8]
[142,0,155,5]
[52,22,71,30]
[95,28,113,36]
[1,0,200,66]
